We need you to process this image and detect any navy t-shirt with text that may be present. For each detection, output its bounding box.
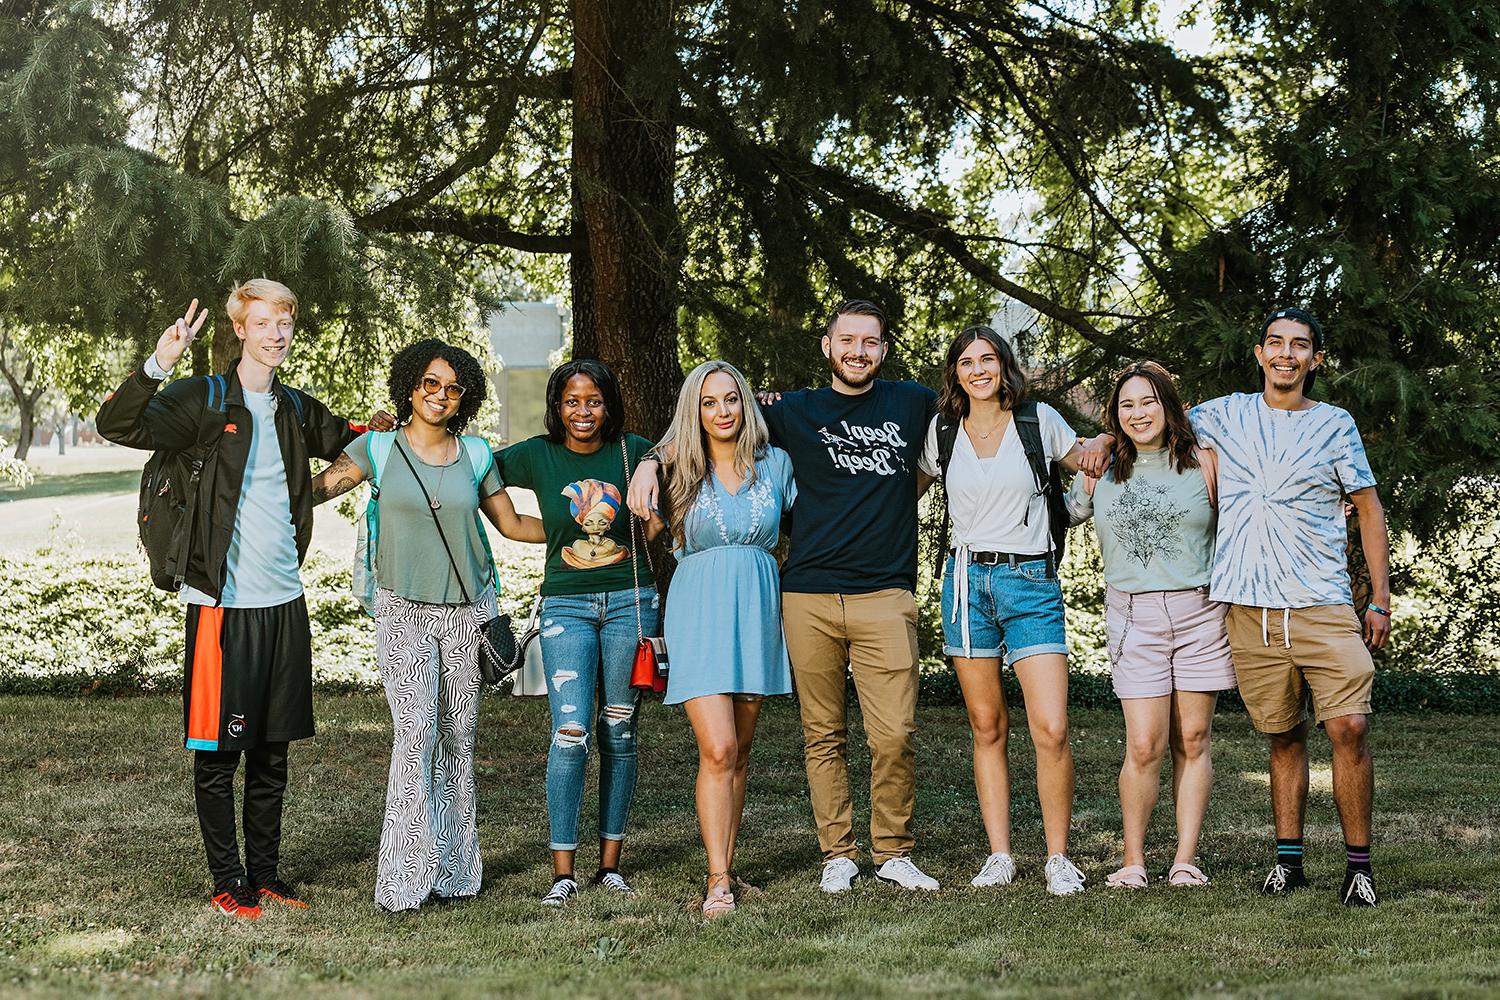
[763,379,937,594]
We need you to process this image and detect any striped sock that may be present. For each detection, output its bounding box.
[1276,838,1304,872]
[1345,844,1372,874]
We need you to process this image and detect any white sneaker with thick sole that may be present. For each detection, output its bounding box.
[875,857,940,891]
[819,857,860,894]
[1044,854,1086,896]
[971,852,1018,887]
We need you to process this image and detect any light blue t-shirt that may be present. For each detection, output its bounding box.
[184,389,303,608]
[1189,393,1375,609]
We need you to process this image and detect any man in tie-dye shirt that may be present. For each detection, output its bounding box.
[1189,307,1391,908]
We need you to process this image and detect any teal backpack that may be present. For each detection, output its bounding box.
[353,430,500,616]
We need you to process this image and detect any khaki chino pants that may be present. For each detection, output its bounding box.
[782,588,920,864]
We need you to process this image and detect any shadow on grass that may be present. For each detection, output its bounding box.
[0,468,139,501]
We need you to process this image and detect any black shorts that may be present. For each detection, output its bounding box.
[183,596,314,751]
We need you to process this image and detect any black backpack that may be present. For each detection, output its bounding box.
[932,398,1068,577]
[137,376,308,591]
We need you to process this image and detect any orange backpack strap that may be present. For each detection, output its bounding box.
[1196,447,1219,510]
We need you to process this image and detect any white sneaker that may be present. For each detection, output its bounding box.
[971,852,1018,887]
[819,857,860,894]
[539,877,578,907]
[875,856,940,891]
[1044,854,1086,896]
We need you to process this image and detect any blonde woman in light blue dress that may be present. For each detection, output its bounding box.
[645,360,795,919]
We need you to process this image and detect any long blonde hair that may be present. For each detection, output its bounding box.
[656,360,769,545]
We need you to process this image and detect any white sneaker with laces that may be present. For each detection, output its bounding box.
[971,852,1018,887]
[593,870,634,894]
[819,857,860,894]
[539,877,578,907]
[1044,854,1086,896]
[875,856,940,891]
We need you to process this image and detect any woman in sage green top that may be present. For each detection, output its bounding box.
[1067,361,1234,891]
[311,339,542,913]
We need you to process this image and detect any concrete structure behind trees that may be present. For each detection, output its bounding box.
[485,302,568,446]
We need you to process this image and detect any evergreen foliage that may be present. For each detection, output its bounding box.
[1,1,1496,532]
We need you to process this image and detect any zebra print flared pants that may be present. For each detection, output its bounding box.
[373,588,490,912]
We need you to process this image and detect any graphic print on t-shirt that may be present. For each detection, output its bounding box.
[1108,477,1187,569]
[559,479,629,569]
[818,420,911,476]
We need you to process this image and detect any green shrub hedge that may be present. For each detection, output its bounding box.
[5,515,1499,713]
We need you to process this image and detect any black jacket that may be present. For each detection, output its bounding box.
[97,359,361,601]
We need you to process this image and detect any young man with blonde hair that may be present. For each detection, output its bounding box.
[98,279,391,918]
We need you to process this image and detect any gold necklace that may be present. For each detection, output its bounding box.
[968,414,1008,440]
[408,429,457,510]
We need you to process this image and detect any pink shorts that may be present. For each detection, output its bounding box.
[1105,585,1237,699]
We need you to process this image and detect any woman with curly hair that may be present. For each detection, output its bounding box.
[311,338,542,912]
[493,358,662,907]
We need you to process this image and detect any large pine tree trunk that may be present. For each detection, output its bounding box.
[570,0,682,440]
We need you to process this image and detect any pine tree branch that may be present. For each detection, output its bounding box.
[679,102,1138,346]
[199,69,571,179]
[372,211,581,254]
[908,0,1171,291]
[358,5,553,230]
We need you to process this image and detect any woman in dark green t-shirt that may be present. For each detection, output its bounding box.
[495,359,661,907]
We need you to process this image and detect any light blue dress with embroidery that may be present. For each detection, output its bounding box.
[663,447,797,705]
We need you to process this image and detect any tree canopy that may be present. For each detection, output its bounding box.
[2,0,1497,535]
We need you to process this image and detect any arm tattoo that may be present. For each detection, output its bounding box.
[312,453,361,505]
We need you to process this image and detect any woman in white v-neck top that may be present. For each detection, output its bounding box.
[917,325,1096,897]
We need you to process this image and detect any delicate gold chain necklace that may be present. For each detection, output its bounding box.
[408,430,457,510]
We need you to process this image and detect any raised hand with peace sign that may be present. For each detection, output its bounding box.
[152,299,211,373]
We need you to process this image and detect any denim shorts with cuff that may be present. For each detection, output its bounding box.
[940,553,1069,665]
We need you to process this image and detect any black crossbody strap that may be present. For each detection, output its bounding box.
[392,434,473,606]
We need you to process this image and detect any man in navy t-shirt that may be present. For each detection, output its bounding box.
[631,300,941,893]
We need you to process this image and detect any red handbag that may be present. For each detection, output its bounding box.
[624,440,668,693]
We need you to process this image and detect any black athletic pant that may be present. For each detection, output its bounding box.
[194,741,289,890]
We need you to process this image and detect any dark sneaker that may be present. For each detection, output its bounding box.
[591,869,635,895]
[1261,863,1310,895]
[256,877,309,910]
[1341,870,1378,907]
[211,876,263,920]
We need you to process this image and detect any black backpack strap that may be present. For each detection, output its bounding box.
[1012,399,1048,499]
[932,414,960,579]
[281,385,307,426]
[167,375,229,588]
[1012,399,1067,569]
[936,414,960,480]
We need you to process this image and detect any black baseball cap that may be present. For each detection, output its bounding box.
[1261,307,1324,349]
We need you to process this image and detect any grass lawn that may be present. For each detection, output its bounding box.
[1,695,1497,998]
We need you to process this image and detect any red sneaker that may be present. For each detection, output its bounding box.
[211,877,263,920]
[257,878,309,910]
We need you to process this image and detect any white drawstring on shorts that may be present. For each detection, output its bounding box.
[1261,606,1291,649]
[950,543,973,656]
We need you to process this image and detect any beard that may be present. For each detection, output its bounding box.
[831,353,883,389]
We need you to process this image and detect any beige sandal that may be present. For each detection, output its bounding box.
[703,872,736,918]
[1105,864,1149,889]
[1168,863,1210,887]
[702,890,736,918]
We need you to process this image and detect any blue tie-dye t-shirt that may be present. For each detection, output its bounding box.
[1189,393,1376,609]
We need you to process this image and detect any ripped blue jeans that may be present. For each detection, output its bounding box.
[538,586,658,850]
